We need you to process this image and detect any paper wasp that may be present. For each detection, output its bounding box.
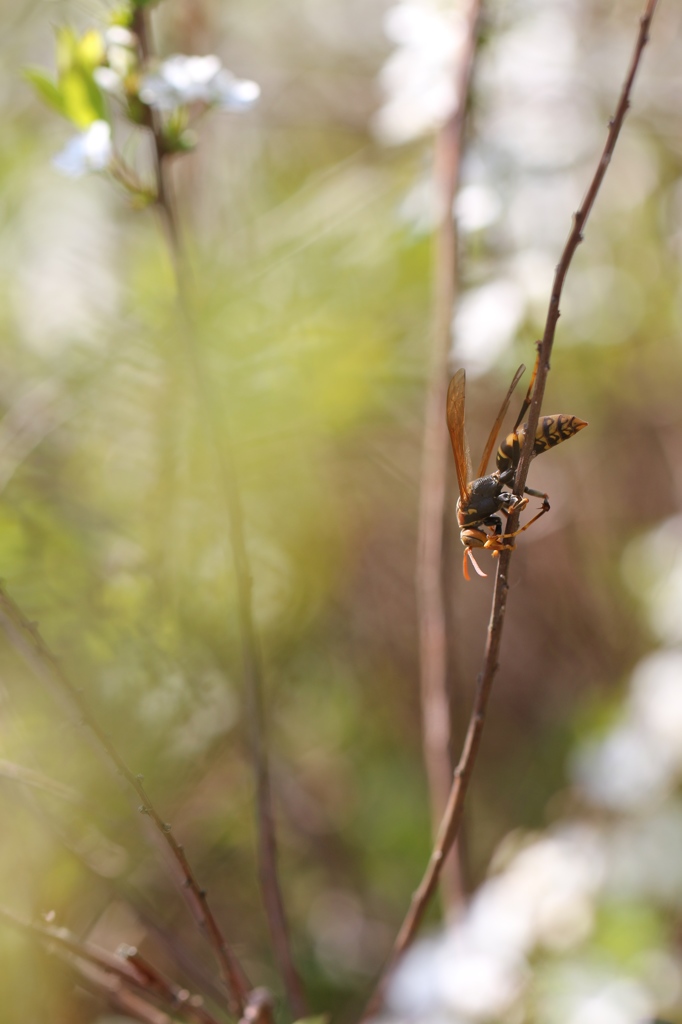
[447,356,587,580]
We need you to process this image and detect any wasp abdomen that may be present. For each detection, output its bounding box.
[496,415,587,474]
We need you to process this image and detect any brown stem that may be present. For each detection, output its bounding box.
[0,905,145,985]
[363,0,659,1015]
[122,946,224,1024]
[511,0,659,494]
[132,10,306,1018]
[0,585,250,1017]
[132,10,181,261]
[416,0,482,914]
[74,961,174,1024]
[0,907,186,1024]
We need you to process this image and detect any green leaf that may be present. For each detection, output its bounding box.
[76,30,105,70]
[55,26,79,76]
[60,68,106,128]
[109,5,136,27]
[175,131,197,153]
[24,67,65,117]
[163,107,193,153]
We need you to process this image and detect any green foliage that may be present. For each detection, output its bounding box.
[3,0,682,1021]
[26,27,106,127]
[110,4,137,27]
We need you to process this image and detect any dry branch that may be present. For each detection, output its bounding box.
[416,0,482,913]
[0,584,251,1018]
[131,10,308,1018]
[0,906,211,1024]
[363,0,660,1015]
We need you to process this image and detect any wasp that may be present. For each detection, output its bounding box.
[447,356,587,580]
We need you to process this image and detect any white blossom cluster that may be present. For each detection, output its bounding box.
[382,651,682,1023]
[53,41,260,179]
[374,0,658,377]
[139,54,260,112]
[374,8,682,1017]
[373,0,471,146]
[378,505,682,1022]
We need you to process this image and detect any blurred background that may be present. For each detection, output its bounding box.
[1,0,682,1021]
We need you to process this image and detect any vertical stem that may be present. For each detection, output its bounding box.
[133,10,308,1018]
[416,0,482,913]
[363,0,659,1016]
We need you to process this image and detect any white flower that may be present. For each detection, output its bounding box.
[139,54,260,112]
[104,26,136,49]
[452,278,526,377]
[374,1,469,145]
[211,70,261,110]
[52,120,113,178]
[572,719,677,811]
[572,648,682,812]
[102,25,138,82]
[93,66,124,95]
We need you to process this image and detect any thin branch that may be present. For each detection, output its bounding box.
[74,961,174,1024]
[0,757,83,803]
[131,11,182,262]
[0,908,176,1024]
[416,0,482,913]
[131,10,307,1018]
[122,945,224,1024]
[363,0,659,1014]
[0,905,145,985]
[6,760,232,1015]
[0,584,250,1018]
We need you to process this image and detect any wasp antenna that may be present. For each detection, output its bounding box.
[466,548,487,579]
[462,549,471,581]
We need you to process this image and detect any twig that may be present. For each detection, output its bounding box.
[0,757,83,803]
[122,945,224,1024]
[0,584,251,1018]
[75,961,174,1024]
[416,0,482,913]
[131,9,307,1018]
[0,907,178,1024]
[363,0,659,1015]
[131,11,181,262]
[0,905,145,985]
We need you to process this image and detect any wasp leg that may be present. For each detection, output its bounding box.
[500,497,550,542]
[483,497,550,553]
[478,516,513,558]
[524,485,549,504]
[500,495,529,519]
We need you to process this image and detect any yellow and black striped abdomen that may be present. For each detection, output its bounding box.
[496,415,588,475]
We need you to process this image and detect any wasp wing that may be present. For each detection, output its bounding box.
[513,349,540,432]
[447,369,473,503]
[476,364,525,479]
